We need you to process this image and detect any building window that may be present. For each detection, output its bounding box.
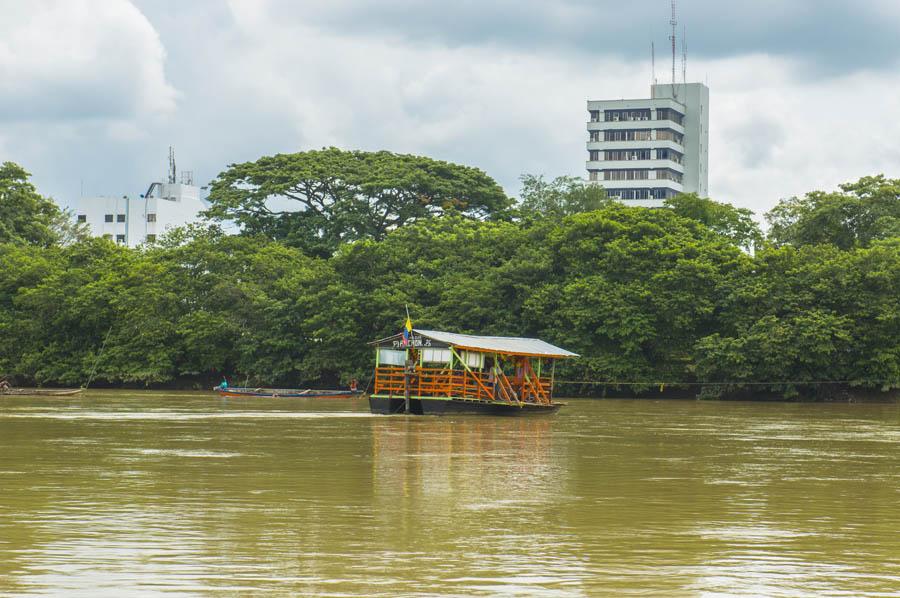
[604,169,650,181]
[145,234,156,243]
[656,169,683,183]
[588,170,600,182]
[76,214,87,223]
[589,150,600,161]
[116,235,126,244]
[656,148,683,164]
[589,110,601,122]
[146,213,156,223]
[606,188,676,200]
[605,149,651,161]
[116,214,126,222]
[104,214,114,223]
[589,131,601,142]
[604,129,652,142]
[605,109,651,122]
[656,129,684,144]
[656,108,684,125]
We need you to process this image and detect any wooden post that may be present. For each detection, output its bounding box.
[404,357,415,414]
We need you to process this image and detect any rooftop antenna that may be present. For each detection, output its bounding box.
[682,25,687,85]
[651,42,657,88]
[167,146,176,185]
[670,0,677,86]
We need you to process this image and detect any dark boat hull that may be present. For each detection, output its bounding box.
[1,388,83,397]
[368,396,560,416]
[218,388,364,399]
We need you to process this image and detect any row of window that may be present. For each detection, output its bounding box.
[589,129,684,144]
[588,148,683,163]
[588,108,684,124]
[77,213,157,223]
[101,234,156,243]
[656,148,683,164]
[655,108,684,125]
[655,169,683,183]
[588,169,683,183]
[604,188,678,200]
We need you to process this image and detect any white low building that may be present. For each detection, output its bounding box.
[75,153,207,247]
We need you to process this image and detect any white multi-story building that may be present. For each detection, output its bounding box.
[586,82,709,207]
[75,153,207,247]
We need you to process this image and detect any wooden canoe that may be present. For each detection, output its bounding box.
[216,387,364,399]
[1,388,84,397]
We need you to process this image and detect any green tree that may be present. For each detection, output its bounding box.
[664,193,762,251]
[518,174,609,218]
[523,204,748,388]
[693,242,900,396]
[766,175,900,249]
[0,162,85,247]
[205,148,511,256]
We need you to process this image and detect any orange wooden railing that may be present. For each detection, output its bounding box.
[373,365,553,404]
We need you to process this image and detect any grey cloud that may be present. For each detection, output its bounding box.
[8,0,900,223]
[248,0,900,75]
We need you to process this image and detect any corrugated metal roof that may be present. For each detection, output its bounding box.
[414,329,578,358]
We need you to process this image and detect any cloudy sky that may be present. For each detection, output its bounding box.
[2,0,899,216]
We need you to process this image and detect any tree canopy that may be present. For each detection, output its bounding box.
[204,148,512,256]
[766,175,900,249]
[0,160,896,400]
[664,193,762,251]
[517,174,609,219]
[0,162,83,247]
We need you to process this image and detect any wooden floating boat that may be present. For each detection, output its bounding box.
[369,328,578,416]
[0,388,84,397]
[217,387,364,399]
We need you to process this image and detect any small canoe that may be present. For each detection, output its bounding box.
[216,387,364,399]
[1,388,84,397]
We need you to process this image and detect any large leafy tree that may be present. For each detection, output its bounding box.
[664,193,762,251]
[693,242,900,397]
[766,175,900,249]
[0,162,84,247]
[204,148,511,256]
[518,174,609,219]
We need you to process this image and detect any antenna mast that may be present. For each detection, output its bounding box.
[682,25,687,84]
[651,42,656,87]
[168,146,176,185]
[670,0,677,85]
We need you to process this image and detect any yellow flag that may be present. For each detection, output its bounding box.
[405,316,413,332]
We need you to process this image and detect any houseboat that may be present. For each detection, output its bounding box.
[369,328,577,415]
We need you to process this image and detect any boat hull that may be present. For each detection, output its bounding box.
[368,396,560,416]
[1,388,83,397]
[218,388,363,399]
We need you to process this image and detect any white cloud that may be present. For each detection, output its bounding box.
[0,0,177,122]
[211,1,900,216]
[3,0,899,219]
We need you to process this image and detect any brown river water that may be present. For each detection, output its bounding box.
[0,391,898,596]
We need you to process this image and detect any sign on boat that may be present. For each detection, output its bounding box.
[369,328,577,415]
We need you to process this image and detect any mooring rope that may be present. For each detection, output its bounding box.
[553,379,876,387]
[83,325,115,390]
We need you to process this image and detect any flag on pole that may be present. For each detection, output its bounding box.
[401,307,413,347]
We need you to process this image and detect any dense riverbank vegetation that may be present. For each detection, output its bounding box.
[1,152,898,400]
